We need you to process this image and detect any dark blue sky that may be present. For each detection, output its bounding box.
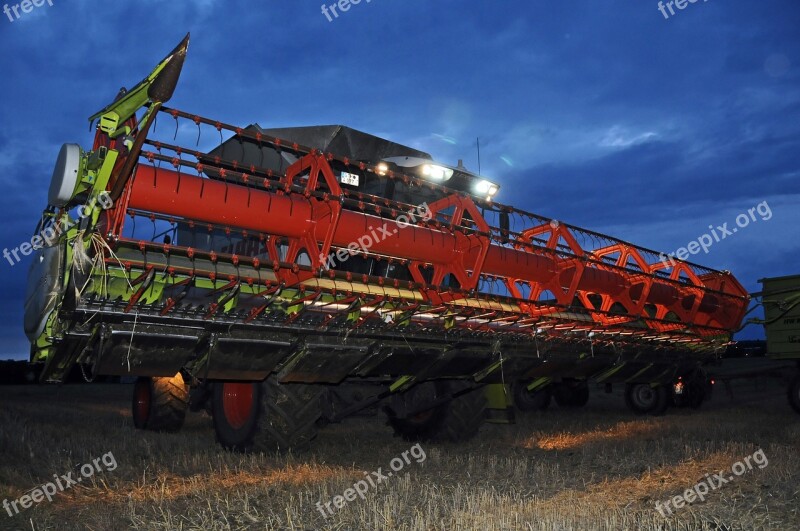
[1,1,798,359]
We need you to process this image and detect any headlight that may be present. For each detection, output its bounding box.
[376,162,389,176]
[421,164,453,181]
[474,179,499,199]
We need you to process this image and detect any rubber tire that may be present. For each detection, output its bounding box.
[650,386,671,416]
[625,383,669,416]
[513,383,552,412]
[788,374,800,414]
[132,373,189,433]
[388,381,487,443]
[553,380,590,408]
[440,384,487,442]
[212,376,323,453]
[687,382,706,409]
[212,381,260,452]
[386,382,443,442]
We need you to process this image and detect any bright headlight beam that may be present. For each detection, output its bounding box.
[422,164,450,180]
[474,179,498,194]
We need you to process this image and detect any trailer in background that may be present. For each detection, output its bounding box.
[759,275,800,413]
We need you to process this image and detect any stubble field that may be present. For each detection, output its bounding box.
[0,380,797,530]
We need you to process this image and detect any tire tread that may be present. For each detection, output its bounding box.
[141,374,189,433]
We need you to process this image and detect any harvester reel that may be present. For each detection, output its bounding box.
[132,372,190,432]
[211,375,323,453]
[386,381,486,442]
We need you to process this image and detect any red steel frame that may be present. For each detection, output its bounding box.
[96,107,750,347]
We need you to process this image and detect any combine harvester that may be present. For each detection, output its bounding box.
[23,37,751,451]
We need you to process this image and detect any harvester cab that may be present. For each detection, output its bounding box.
[208,125,499,207]
[205,124,497,284]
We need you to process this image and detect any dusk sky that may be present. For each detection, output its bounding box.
[1,0,798,359]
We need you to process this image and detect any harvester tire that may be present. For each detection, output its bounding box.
[686,381,707,409]
[650,385,671,416]
[253,376,324,452]
[386,382,443,442]
[132,373,189,432]
[625,383,669,416]
[212,376,323,452]
[440,384,487,442]
[513,383,552,412]
[788,374,800,414]
[388,381,486,442]
[553,380,590,408]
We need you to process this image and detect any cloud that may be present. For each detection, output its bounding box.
[599,126,658,148]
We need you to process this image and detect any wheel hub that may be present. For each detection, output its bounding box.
[633,385,656,407]
[133,379,151,423]
[221,382,255,429]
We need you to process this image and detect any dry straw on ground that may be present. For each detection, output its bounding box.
[0,381,797,530]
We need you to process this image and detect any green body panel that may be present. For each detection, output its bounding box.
[484,383,514,424]
[484,383,511,409]
[525,376,551,392]
[760,275,800,360]
[28,149,120,364]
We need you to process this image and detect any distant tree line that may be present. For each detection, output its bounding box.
[0,361,122,385]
